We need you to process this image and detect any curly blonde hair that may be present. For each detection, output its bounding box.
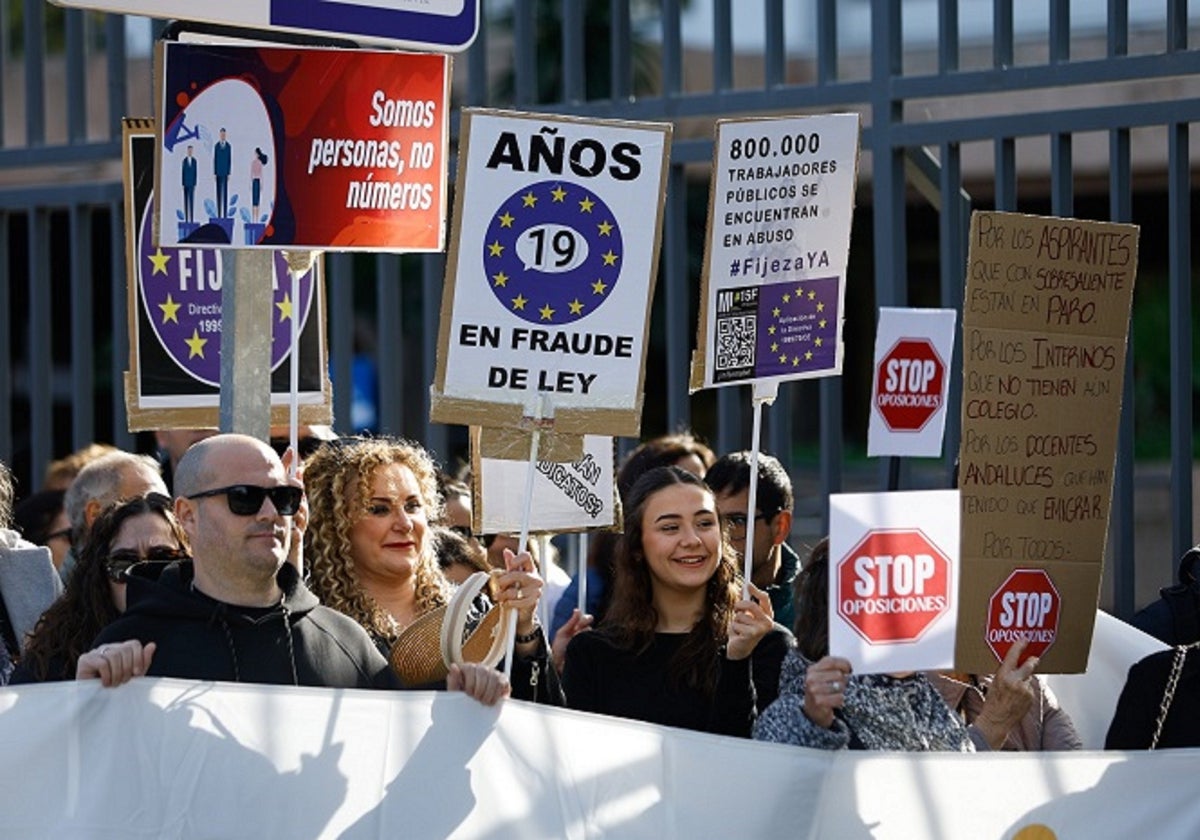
[303,437,450,644]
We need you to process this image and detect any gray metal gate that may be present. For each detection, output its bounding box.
[2,0,1198,616]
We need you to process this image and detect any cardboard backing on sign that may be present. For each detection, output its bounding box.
[955,211,1138,673]
[475,426,584,463]
[430,109,671,439]
[122,118,332,432]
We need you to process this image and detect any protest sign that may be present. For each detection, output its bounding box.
[155,43,449,251]
[690,113,859,391]
[430,109,671,437]
[473,431,617,535]
[122,119,330,431]
[829,490,960,674]
[867,307,957,457]
[956,211,1138,673]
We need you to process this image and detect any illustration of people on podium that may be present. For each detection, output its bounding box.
[213,128,232,218]
[181,145,197,224]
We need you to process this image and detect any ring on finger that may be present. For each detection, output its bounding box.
[830,680,841,692]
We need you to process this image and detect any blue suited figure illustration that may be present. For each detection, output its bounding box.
[181,145,198,223]
[213,128,232,218]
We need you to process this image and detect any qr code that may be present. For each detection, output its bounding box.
[715,314,756,370]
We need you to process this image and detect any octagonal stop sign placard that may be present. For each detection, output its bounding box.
[874,338,946,432]
[986,568,1061,664]
[836,529,952,645]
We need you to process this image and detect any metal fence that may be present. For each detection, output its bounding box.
[2,0,1198,616]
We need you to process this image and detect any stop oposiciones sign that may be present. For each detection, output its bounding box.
[874,338,946,432]
[836,529,952,645]
[986,568,1061,664]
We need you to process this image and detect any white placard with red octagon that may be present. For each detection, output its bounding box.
[986,568,1062,665]
[866,307,957,458]
[829,489,960,673]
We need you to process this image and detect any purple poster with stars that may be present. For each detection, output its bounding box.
[432,110,672,438]
[692,113,861,391]
[122,120,330,430]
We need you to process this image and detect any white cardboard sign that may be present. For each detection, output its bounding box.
[867,307,958,457]
[476,435,616,535]
[691,112,860,391]
[829,490,960,673]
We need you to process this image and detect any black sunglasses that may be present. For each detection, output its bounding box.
[106,546,190,582]
[269,436,327,460]
[186,484,304,516]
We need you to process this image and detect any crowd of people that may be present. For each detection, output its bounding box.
[0,427,1191,751]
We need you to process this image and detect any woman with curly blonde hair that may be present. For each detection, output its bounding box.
[303,436,563,702]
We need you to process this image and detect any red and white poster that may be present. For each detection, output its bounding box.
[867,307,957,458]
[829,490,960,673]
[156,42,449,252]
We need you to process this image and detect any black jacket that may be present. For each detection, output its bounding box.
[93,561,399,689]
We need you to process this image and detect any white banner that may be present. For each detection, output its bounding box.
[0,613,1178,839]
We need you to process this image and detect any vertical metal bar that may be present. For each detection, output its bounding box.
[28,209,52,472]
[766,382,792,475]
[1049,0,1070,63]
[0,3,8,144]
[938,0,958,73]
[717,388,740,456]
[110,198,134,452]
[610,0,631,102]
[938,143,966,478]
[1168,122,1192,565]
[713,0,732,93]
[106,15,127,140]
[219,250,274,440]
[994,0,1013,67]
[24,0,46,145]
[69,204,94,448]
[1050,134,1073,217]
[0,213,11,464]
[562,0,584,103]
[765,0,785,88]
[662,0,682,96]
[994,139,1016,211]
[328,253,354,434]
[1108,0,1135,619]
[65,9,86,144]
[663,164,689,432]
[819,377,842,534]
[1167,0,1187,52]
[375,254,403,435]
[422,253,447,461]
[513,0,537,106]
[815,0,837,85]
[466,4,488,105]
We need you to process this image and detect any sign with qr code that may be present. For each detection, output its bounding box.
[691,113,861,391]
[431,109,672,438]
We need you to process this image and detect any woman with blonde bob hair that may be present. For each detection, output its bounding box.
[303,436,562,702]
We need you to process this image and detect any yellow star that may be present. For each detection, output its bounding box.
[511,294,527,311]
[805,350,813,361]
[772,307,781,317]
[591,279,608,295]
[782,293,791,303]
[597,220,613,236]
[498,212,515,228]
[819,318,827,329]
[792,356,800,366]
[276,293,293,322]
[779,354,788,364]
[602,250,619,266]
[522,192,538,208]
[568,298,585,315]
[492,271,508,287]
[158,294,181,324]
[816,302,825,312]
[539,303,555,321]
[770,342,778,353]
[148,248,171,275]
[795,285,804,297]
[768,324,776,335]
[579,196,595,213]
[488,241,504,257]
[815,337,823,347]
[185,329,208,359]
[808,290,816,300]
[551,185,567,202]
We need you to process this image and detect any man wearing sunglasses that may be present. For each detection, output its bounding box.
[77,434,510,706]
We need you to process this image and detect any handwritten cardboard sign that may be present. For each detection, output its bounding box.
[472,431,617,535]
[867,307,957,458]
[122,119,331,431]
[430,109,671,437]
[690,113,860,391]
[155,43,449,251]
[955,211,1138,673]
[829,490,961,674]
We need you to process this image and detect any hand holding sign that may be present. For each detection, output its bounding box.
[972,638,1039,750]
[726,583,775,661]
[802,655,854,729]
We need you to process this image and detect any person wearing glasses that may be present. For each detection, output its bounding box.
[74,435,510,706]
[704,451,799,632]
[12,494,188,683]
